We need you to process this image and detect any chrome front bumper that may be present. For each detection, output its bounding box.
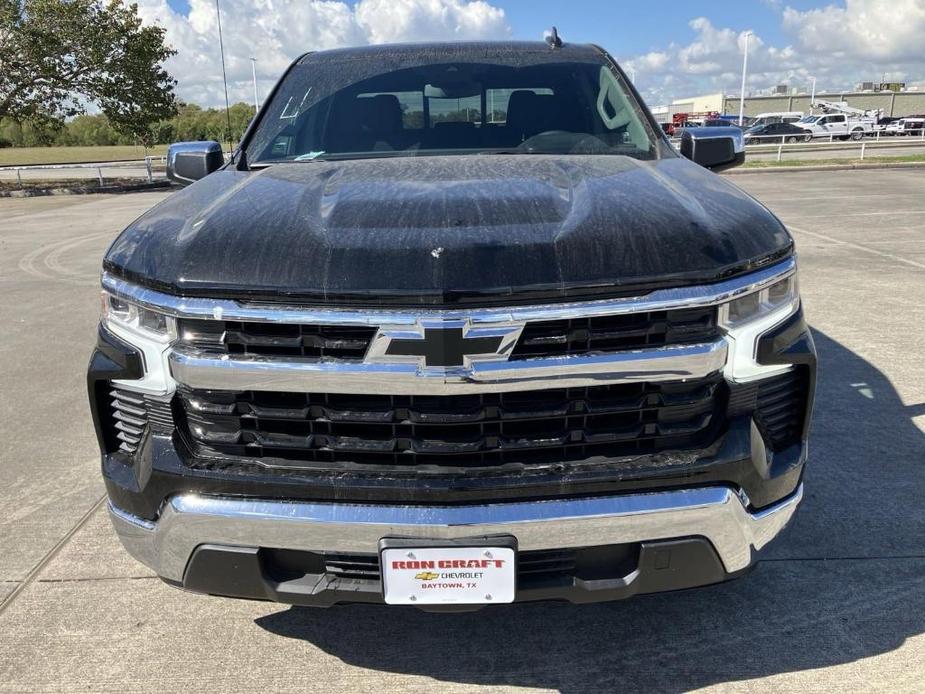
[109,484,803,584]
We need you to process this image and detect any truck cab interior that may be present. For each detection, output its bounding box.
[255,61,655,161]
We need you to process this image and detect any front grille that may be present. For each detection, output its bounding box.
[177,319,378,361]
[178,376,725,469]
[108,387,174,454]
[176,306,718,362]
[510,307,719,359]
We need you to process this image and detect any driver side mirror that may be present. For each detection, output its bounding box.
[680,127,745,172]
[167,141,224,186]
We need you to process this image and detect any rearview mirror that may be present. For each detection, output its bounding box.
[680,127,745,172]
[167,141,224,185]
[424,82,482,99]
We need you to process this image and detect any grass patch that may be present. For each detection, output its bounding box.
[0,145,169,166]
[743,153,925,168]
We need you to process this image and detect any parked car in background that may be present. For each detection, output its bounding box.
[749,112,803,129]
[876,116,900,129]
[744,122,812,144]
[899,116,925,135]
[884,119,905,135]
[703,118,739,128]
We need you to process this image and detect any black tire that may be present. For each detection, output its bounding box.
[803,134,812,143]
[850,129,864,141]
[786,136,798,143]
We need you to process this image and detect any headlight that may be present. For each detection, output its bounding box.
[101,291,173,340]
[719,275,799,329]
[100,290,176,395]
[718,271,801,383]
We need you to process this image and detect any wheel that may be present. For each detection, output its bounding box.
[803,134,812,143]
[786,136,798,143]
[850,129,864,141]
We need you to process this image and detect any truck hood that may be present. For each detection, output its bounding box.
[105,154,791,306]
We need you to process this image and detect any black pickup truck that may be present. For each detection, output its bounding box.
[89,38,815,608]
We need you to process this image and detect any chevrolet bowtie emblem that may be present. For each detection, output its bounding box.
[365,320,524,370]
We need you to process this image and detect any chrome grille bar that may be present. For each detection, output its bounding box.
[168,340,727,395]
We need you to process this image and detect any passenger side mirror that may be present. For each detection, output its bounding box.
[167,141,224,186]
[680,127,745,172]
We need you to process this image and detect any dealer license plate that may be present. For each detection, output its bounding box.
[381,545,516,605]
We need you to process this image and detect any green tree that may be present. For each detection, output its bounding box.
[0,0,177,143]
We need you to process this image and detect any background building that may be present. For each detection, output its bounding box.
[721,90,925,119]
[670,92,725,116]
[655,89,925,122]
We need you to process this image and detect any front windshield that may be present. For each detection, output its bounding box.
[798,115,820,124]
[246,49,659,163]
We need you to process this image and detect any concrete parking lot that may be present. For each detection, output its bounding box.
[0,169,923,693]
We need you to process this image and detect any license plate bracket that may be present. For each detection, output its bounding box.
[379,536,517,606]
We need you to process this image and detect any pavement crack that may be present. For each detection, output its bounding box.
[0,494,107,617]
[36,575,157,584]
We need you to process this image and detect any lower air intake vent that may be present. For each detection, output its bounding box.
[108,387,174,454]
[110,388,147,453]
[755,368,810,451]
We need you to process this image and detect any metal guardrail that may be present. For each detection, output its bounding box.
[745,135,925,162]
[668,133,925,162]
[0,156,167,186]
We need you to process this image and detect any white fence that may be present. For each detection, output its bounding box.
[744,136,925,163]
[0,156,167,186]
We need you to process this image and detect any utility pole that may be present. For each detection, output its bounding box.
[215,0,233,151]
[738,31,752,126]
[250,58,259,113]
[810,76,816,106]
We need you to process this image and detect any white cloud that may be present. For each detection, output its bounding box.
[783,0,925,61]
[622,1,925,106]
[634,51,671,72]
[135,0,510,107]
[356,0,509,44]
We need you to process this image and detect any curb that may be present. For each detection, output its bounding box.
[0,180,171,198]
[724,161,925,175]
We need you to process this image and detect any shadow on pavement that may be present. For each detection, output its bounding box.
[256,329,925,692]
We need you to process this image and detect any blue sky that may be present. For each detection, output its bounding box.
[148,0,925,107]
[472,0,807,53]
[164,0,821,54]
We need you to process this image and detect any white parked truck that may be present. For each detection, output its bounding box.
[796,100,879,140]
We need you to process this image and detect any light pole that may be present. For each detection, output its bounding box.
[250,57,259,113]
[215,0,232,150]
[810,76,816,108]
[738,31,752,126]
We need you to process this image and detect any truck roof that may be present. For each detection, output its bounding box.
[296,41,606,65]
